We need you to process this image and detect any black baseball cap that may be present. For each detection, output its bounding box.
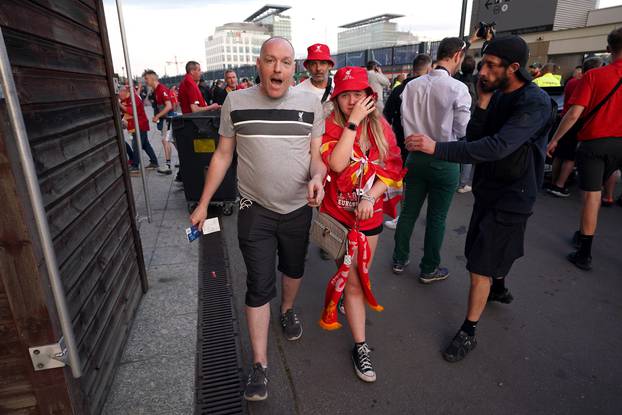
[482,35,532,82]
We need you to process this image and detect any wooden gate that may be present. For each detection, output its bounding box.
[0,0,147,413]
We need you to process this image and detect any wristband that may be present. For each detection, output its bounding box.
[347,122,358,131]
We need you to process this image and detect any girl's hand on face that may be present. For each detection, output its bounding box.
[348,95,375,125]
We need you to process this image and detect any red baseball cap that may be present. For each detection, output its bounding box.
[303,43,335,67]
[331,66,373,99]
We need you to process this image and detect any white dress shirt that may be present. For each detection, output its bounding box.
[400,68,471,143]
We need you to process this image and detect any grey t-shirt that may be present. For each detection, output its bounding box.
[219,85,324,214]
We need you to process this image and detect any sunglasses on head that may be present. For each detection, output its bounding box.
[459,40,470,53]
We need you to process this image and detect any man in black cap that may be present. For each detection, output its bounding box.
[409,36,554,362]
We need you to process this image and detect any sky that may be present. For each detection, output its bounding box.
[103,0,622,77]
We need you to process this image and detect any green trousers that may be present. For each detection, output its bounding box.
[393,152,459,273]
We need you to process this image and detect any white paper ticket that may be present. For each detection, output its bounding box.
[202,217,221,234]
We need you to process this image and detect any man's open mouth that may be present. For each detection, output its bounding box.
[270,78,283,87]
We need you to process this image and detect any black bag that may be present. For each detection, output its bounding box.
[488,141,534,182]
[489,99,558,182]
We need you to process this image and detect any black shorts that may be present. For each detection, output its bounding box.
[337,220,383,237]
[576,138,622,191]
[237,202,312,307]
[465,205,530,278]
[553,131,577,161]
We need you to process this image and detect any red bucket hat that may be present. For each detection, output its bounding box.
[303,43,335,67]
[331,66,373,99]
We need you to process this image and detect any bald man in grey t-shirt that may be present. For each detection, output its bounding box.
[190,37,326,402]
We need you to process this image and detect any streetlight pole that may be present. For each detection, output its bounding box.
[459,0,468,39]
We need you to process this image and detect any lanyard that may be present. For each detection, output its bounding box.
[435,66,451,76]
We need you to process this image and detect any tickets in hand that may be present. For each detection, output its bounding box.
[202,217,220,234]
[186,218,221,243]
[185,225,201,243]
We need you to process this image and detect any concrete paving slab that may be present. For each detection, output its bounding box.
[122,312,195,363]
[103,355,194,415]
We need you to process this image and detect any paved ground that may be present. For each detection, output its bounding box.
[102,106,622,414]
[104,110,197,415]
[223,179,622,415]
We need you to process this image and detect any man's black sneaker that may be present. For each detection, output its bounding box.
[280,308,302,341]
[244,363,268,401]
[351,343,376,382]
[391,259,410,274]
[488,288,514,304]
[419,267,450,284]
[546,184,570,198]
[567,251,592,271]
[443,330,477,363]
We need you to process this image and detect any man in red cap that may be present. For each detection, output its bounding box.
[296,43,334,119]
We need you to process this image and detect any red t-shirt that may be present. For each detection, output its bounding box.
[561,77,580,116]
[567,58,622,141]
[122,93,149,133]
[169,88,179,107]
[320,115,404,231]
[178,74,206,114]
[154,82,172,113]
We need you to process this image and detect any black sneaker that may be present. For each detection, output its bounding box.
[442,330,477,363]
[244,363,268,401]
[488,288,514,304]
[351,343,376,382]
[567,251,592,271]
[546,184,570,198]
[392,259,410,274]
[280,308,302,341]
[419,267,450,284]
[146,162,158,170]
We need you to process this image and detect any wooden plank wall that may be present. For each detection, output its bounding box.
[0,0,147,413]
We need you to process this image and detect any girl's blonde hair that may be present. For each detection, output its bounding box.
[333,95,389,162]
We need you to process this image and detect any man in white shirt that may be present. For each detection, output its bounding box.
[296,43,334,119]
[392,37,471,283]
[366,60,391,112]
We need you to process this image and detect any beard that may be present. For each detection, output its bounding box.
[480,73,510,92]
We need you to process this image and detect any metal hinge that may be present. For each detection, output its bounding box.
[29,337,68,371]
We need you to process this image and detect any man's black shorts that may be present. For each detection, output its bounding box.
[576,138,622,191]
[465,204,530,278]
[237,202,312,308]
[553,131,577,161]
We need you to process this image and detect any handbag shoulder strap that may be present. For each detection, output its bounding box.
[321,78,332,103]
[583,76,622,122]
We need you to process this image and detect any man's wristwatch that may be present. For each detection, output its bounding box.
[347,122,358,131]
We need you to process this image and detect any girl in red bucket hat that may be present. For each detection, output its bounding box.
[318,66,406,382]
